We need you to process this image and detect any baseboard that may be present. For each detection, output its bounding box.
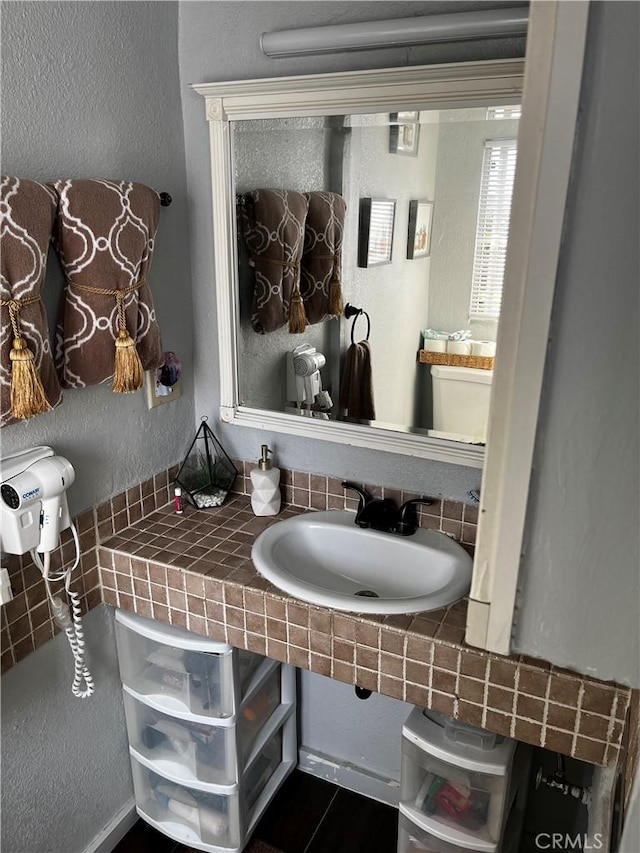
[297,747,400,807]
[84,798,138,853]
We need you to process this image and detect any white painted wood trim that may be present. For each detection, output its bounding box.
[207,114,240,413]
[466,0,590,653]
[194,59,524,469]
[227,406,484,467]
[192,59,524,120]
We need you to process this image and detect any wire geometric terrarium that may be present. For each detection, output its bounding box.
[175,417,238,509]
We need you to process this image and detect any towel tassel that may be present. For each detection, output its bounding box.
[2,297,52,419]
[112,290,144,393]
[69,281,145,393]
[289,284,307,334]
[328,251,344,317]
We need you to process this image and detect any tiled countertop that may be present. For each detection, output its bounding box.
[98,495,630,766]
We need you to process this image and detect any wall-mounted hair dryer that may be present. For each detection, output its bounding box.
[0,445,92,697]
[1,446,75,555]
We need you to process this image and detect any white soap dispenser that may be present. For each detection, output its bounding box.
[250,445,281,516]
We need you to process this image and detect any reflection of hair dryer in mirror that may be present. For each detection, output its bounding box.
[1,445,93,698]
[287,344,332,413]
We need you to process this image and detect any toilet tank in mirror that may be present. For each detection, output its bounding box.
[193,60,524,467]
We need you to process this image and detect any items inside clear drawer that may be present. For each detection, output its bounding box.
[124,692,237,785]
[400,741,508,844]
[132,759,242,849]
[116,623,235,717]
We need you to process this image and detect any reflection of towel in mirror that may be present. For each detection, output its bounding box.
[300,191,346,324]
[238,189,309,334]
[339,340,375,422]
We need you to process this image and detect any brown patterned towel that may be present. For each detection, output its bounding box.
[238,189,309,334]
[301,191,346,324]
[339,339,375,422]
[1,176,62,425]
[50,179,163,391]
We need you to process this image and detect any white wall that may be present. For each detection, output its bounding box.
[512,0,640,687]
[299,671,413,804]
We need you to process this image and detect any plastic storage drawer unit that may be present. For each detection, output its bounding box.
[115,610,298,853]
[400,709,515,851]
[116,612,235,718]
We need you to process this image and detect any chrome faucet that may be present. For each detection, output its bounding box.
[341,481,433,536]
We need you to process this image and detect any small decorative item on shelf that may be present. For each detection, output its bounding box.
[175,416,238,509]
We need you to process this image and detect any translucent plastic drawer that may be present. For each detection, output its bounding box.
[397,811,497,853]
[238,665,281,763]
[116,616,235,718]
[400,711,514,847]
[123,690,237,786]
[131,758,241,850]
[237,649,264,696]
[244,727,282,813]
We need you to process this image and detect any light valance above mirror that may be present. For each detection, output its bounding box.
[193,60,524,468]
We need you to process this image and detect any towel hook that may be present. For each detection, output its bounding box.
[344,303,370,344]
[159,192,172,207]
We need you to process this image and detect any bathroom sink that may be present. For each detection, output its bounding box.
[251,510,472,614]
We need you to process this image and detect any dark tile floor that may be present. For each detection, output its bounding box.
[113,770,399,853]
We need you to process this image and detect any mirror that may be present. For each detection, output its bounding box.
[234,106,520,445]
[194,60,525,467]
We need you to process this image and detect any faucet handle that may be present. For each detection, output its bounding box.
[395,497,434,536]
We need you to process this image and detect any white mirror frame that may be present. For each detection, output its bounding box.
[193,58,525,470]
[468,0,589,653]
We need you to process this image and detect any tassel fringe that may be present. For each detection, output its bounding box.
[9,337,52,419]
[329,275,344,317]
[289,288,307,334]
[112,330,144,393]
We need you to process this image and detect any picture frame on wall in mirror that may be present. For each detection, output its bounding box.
[389,111,420,156]
[357,197,396,268]
[407,200,434,260]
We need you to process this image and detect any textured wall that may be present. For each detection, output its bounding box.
[1,606,132,853]
[512,1,640,686]
[179,0,526,503]
[1,0,194,517]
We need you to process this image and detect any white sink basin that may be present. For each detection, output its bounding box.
[251,510,472,614]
